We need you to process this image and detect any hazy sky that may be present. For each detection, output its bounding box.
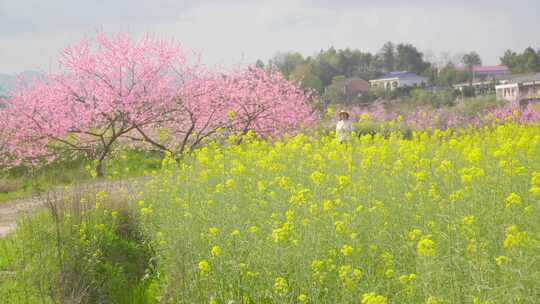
[1,0,539,73]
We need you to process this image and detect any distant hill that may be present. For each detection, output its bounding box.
[0,74,15,97]
[0,71,44,97]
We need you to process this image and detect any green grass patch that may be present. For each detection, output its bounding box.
[0,190,159,303]
[0,149,162,204]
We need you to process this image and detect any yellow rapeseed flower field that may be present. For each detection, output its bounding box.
[140,124,539,303]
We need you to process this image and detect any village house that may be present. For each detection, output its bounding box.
[466,65,510,79]
[344,77,370,99]
[369,71,428,90]
[454,79,500,96]
[453,65,510,96]
[495,73,540,103]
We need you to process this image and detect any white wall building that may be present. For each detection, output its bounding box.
[495,73,540,102]
[369,71,428,90]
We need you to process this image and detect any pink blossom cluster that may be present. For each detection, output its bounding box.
[0,32,314,171]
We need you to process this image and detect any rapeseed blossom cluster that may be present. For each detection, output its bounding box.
[417,237,436,257]
[139,123,539,303]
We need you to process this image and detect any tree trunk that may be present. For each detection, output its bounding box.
[96,159,105,177]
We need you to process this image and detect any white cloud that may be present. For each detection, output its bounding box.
[1,0,539,73]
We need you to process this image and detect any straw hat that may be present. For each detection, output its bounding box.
[339,110,350,118]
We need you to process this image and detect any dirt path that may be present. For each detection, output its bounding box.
[0,177,147,238]
[0,196,42,238]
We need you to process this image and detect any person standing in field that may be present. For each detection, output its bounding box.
[336,111,353,143]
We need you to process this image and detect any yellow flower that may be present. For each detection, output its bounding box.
[503,225,528,250]
[341,244,353,256]
[425,296,444,304]
[530,172,540,192]
[285,210,295,221]
[273,277,289,296]
[310,171,324,185]
[326,106,334,115]
[462,215,475,226]
[230,229,240,237]
[311,259,324,271]
[337,175,351,188]
[417,237,435,257]
[529,186,540,196]
[227,110,237,120]
[272,223,290,242]
[225,178,236,189]
[399,273,417,284]
[322,200,333,211]
[408,228,422,241]
[198,260,210,274]
[504,193,522,208]
[335,221,345,233]
[208,227,220,236]
[495,255,508,266]
[361,292,388,304]
[211,245,221,257]
[249,226,259,234]
[140,207,153,216]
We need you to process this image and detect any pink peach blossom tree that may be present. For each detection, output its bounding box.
[136,66,316,156]
[3,33,189,175]
[3,33,315,175]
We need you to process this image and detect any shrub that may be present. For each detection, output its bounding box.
[407,89,456,108]
[354,120,413,139]
[0,186,158,303]
[353,120,413,139]
[454,94,504,117]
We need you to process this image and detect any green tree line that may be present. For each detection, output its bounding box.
[501,47,540,74]
[259,42,481,97]
[259,43,539,101]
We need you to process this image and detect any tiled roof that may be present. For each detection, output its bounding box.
[376,71,422,80]
[456,65,509,73]
[500,73,540,84]
[472,65,509,73]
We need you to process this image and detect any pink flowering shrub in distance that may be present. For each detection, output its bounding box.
[341,99,540,131]
[488,101,540,124]
[2,32,315,174]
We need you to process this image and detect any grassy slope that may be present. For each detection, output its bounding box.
[0,150,161,203]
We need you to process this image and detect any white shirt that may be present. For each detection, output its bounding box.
[336,120,353,142]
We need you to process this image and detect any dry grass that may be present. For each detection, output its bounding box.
[0,178,23,194]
